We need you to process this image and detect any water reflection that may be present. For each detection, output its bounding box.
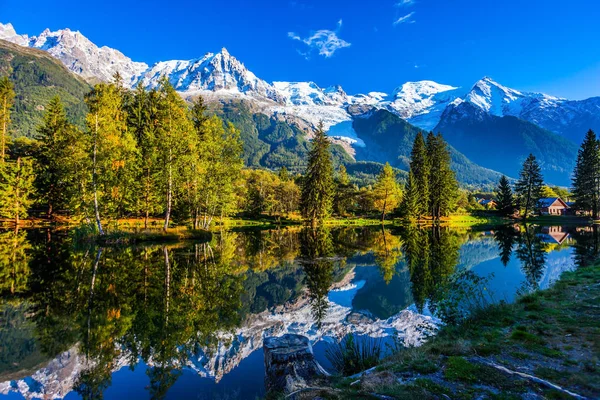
[0,224,596,399]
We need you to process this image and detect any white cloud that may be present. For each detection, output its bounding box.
[395,0,415,6]
[288,19,351,59]
[393,12,416,25]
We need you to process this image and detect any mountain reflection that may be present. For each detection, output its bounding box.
[0,224,595,399]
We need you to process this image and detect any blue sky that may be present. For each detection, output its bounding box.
[1,0,598,99]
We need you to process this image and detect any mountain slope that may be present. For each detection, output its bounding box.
[352,109,503,187]
[0,39,90,137]
[435,101,578,185]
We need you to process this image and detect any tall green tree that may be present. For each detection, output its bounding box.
[0,157,36,225]
[36,96,85,218]
[572,129,600,218]
[127,83,162,228]
[84,82,138,234]
[194,116,243,229]
[406,132,430,219]
[515,154,544,218]
[155,78,194,231]
[372,162,402,222]
[301,122,335,227]
[0,77,15,164]
[426,132,458,221]
[496,175,515,216]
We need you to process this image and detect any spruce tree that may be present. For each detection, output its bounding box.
[373,162,402,222]
[0,77,15,164]
[0,157,36,226]
[515,154,544,218]
[301,122,335,227]
[403,170,419,219]
[408,132,429,219]
[36,96,84,218]
[496,175,515,216]
[427,132,458,221]
[572,129,600,218]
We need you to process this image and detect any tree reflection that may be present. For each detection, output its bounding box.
[402,226,460,313]
[372,227,403,284]
[0,228,31,296]
[515,225,547,292]
[299,227,335,327]
[494,226,517,266]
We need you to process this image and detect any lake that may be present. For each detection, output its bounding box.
[0,224,596,399]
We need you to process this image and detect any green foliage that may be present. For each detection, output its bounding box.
[372,162,402,221]
[515,154,544,218]
[427,132,459,220]
[572,129,600,217]
[496,175,515,216]
[326,334,383,375]
[35,96,87,217]
[0,156,35,223]
[0,76,15,162]
[301,122,335,226]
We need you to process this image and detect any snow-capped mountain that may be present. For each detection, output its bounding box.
[0,24,148,86]
[0,22,598,146]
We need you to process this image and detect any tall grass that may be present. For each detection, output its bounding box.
[325,334,383,375]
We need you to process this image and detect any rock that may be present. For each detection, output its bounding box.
[263,334,329,394]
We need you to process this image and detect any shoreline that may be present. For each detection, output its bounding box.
[301,261,600,399]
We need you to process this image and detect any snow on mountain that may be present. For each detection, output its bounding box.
[389,81,463,131]
[140,48,285,103]
[1,22,597,144]
[0,22,29,46]
[0,23,148,86]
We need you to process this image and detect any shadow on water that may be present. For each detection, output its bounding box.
[0,223,597,399]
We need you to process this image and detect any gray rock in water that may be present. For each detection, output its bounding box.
[263,334,329,394]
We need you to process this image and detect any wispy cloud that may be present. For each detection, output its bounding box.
[393,12,416,25]
[288,19,351,59]
[395,0,415,7]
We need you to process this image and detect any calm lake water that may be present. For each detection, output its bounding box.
[0,224,597,399]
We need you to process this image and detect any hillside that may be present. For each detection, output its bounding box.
[0,39,90,137]
[353,109,503,187]
[435,102,578,186]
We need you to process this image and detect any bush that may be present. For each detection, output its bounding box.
[325,334,383,375]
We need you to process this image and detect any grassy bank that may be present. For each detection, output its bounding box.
[311,262,599,399]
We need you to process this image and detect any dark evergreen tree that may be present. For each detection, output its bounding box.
[572,129,600,218]
[496,175,515,216]
[407,132,429,219]
[301,122,335,227]
[515,154,544,218]
[426,132,458,221]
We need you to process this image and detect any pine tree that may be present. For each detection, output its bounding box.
[0,157,35,225]
[36,96,84,218]
[373,162,402,222]
[127,83,162,228]
[427,132,458,221]
[0,77,15,164]
[515,154,544,218]
[496,175,515,216]
[333,164,353,216]
[572,129,600,218]
[402,170,419,219]
[301,122,335,227]
[408,132,429,219]
[278,166,290,182]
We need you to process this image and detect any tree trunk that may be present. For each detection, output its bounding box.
[92,114,104,235]
[163,149,172,232]
[14,157,20,227]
